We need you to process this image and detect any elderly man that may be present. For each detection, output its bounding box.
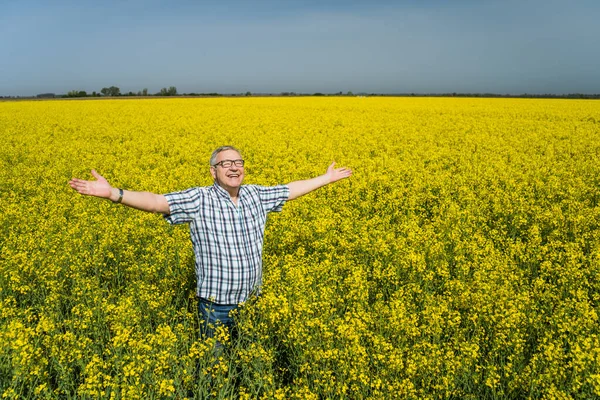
[69,145,352,339]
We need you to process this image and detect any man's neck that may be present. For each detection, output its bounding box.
[228,189,239,205]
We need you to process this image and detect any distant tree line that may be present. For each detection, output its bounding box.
[2,89,600,100]
[24,87,245,99]
[25,86,176,99]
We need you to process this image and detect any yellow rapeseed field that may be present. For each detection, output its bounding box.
[1,97,599,399]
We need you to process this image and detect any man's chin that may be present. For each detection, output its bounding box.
[227,177,243,186]
[218,179,242,190]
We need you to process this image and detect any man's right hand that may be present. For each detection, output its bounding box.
[69,170,170,214]
[69,169,114,200]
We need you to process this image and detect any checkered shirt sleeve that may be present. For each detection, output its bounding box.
[163,187,203,225]
[254,184,290,213]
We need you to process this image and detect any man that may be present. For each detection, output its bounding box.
[69,145,352,339]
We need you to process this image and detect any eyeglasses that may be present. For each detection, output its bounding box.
[213,159,244,168]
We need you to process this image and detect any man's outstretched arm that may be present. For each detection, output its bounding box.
[287,162,352,201]
[69,169,170,214]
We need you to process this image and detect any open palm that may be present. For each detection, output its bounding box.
[69,169,113,199]
[326,162,352,183]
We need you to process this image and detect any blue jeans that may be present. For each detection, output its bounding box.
[198,297,239,340]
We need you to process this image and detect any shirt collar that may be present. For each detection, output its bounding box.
[212,182,242,202]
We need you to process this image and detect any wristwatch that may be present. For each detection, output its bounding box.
[115,188,124,203]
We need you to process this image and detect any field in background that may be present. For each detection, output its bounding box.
[1,97,599,399]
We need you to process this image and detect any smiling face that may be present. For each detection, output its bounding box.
[210,149,245,194]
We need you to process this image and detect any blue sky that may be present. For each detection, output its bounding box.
[1,0,599,96]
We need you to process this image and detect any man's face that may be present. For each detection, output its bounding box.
[210,149,245,191]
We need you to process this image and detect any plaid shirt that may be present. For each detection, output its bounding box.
[163,183,289,304]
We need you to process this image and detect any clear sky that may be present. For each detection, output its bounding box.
[1,0,599,96]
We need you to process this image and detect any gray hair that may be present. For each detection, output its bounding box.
[210,145,242,166]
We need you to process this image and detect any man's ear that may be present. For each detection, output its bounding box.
[210,166,216,180]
